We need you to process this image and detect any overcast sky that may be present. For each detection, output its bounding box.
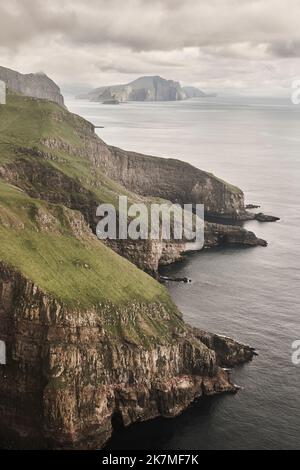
[0,0,299,95]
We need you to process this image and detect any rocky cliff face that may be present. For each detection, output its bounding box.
[105,147,246,220]
[38,118,248,220]
[0,262,255,449]
[0,66,65,107]
[77,76,204,102]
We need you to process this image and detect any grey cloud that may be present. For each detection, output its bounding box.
[97,58,182,75]
[1,0,299,53]
[268,41,300,58]
[0,0,299,94]
[0,1,77,48]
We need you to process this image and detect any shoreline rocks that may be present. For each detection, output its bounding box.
[255,212,280,222]
[193,329,257,368]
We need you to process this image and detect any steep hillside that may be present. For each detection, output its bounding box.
[0,92,141,209]
[0,180,172,312]
[0,92,246,219]
[0,92,265,273]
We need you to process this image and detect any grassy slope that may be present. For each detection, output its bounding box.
[0,180,174,308]
[0,94,182,344]
[0,180,183,344]
[0,92,138,207]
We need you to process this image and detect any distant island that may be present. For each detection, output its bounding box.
[77,75,207,102]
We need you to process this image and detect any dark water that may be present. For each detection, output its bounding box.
[67,96,300,450]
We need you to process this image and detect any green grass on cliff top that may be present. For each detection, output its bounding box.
[0,92,138,207]
[0,91,81,152]
[0,180,174,310]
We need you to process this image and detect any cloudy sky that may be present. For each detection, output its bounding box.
[0,0,299,95]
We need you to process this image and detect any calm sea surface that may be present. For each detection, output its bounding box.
[66,96,300,450]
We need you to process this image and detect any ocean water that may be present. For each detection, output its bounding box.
[66,96,300,450]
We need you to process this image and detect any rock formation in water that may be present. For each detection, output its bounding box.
[0,66,65,107]
[255,213,280,222]
[77,75,205,102]
[0,77,265,449]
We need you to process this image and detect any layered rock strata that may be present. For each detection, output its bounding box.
[0,263,255,449]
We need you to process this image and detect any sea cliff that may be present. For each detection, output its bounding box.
[0,262,255,449]
[0,86,263,449]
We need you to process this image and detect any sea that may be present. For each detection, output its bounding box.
[66,95,300,450]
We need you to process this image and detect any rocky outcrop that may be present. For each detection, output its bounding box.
[194,329,257,367]
[106,239,188,276]
[204,221,267,247]
[237,210,280,222]
[0,66,65,107]
[106,222,267,276]
[255,213,280,222]
[77,76,205,102]
[0,262,255,449]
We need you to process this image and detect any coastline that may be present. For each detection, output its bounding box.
[0,91,279,450]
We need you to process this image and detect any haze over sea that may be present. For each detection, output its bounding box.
[67,95,300,450]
